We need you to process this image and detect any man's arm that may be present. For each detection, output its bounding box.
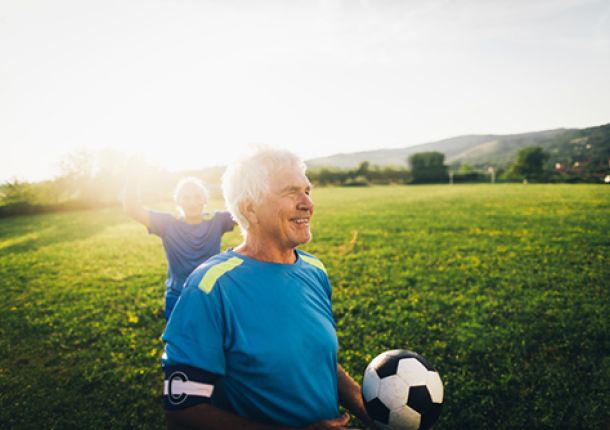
[166,404,289,430]
[337,365,373,428]
[122,174,151,228]
[166,404,354,430]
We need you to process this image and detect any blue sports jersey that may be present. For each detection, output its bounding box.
[148,210,234,294]
[162,249,339,428]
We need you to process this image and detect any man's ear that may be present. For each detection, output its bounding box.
[240,201,258,226]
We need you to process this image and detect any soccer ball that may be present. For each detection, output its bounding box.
[362,350,443,430]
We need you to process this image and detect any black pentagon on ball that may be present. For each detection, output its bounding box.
[407,385,443,430]
[374,349,436,379]
[364,397,390,424]
[419,403,443,430]
[407,385,432,414]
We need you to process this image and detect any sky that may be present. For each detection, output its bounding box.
[2,0,609,182]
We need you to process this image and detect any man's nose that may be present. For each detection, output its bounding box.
[297,193,313,212]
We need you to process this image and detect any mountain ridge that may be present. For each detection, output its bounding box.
[305,127,579,169]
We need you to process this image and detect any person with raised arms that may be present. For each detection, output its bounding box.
[123,174,235,320]
[161,148,373,429]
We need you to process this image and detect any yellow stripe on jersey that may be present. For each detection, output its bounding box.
[300,254,327,275]
[198,257,244,294]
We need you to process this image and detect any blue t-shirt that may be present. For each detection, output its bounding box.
[148,210,234,293]
[162,249,339,428]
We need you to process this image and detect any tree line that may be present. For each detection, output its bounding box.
[2,145,608,217]
[0,150,226,217]
[309,152,491,186]
[310,145,609,186]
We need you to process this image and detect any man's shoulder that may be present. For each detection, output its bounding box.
[146,210,178,236]
[185,251,245,295]
[212,210,230,216]
[296,249,328,275]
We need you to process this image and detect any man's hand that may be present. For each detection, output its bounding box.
[337,366,374,428]
[304,413,361,430]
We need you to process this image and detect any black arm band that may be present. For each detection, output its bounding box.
[163,364,220,410]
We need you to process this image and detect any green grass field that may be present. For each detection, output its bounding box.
[1,184,608,429]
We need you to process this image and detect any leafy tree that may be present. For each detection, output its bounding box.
[308,167,349,185]
[408,151,449,184]
[0,180,35,206]
[507,146,549,180]
[58,149,129,203]
[458,163,474,173]
[308,163,410,185]
[354,161,370,178]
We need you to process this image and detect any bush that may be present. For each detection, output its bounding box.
[343,175,369,187]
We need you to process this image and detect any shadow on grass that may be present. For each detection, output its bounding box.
[0,208,127,256]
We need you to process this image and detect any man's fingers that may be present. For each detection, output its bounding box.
[306,413,359,430]
[327,412,350,427]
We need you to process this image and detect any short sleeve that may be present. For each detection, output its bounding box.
[162,281,227,376]
[147,210,176,237]
[216,211,235,233]
[323,274,332,302]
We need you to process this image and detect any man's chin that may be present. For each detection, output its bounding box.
[299,232,312,245]
[290,232,312,247]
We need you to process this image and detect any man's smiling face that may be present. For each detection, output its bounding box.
[254,165,314,252]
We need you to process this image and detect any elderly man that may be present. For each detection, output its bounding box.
[124,175,235,320]
[161,148,371,429]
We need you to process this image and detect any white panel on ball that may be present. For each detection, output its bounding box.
[368,353,389,369]
[362,368,381,402]
[396,358,427,386]
[377,375,409,411]
[425,371,444,404]
[389,404,421,430]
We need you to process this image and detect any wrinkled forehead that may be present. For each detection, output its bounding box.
[268,165,311,193]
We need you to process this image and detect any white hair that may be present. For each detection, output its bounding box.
[173,176,209,204]
[222,147,306,234]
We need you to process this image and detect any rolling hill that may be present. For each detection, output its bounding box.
[306,124,610,169]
